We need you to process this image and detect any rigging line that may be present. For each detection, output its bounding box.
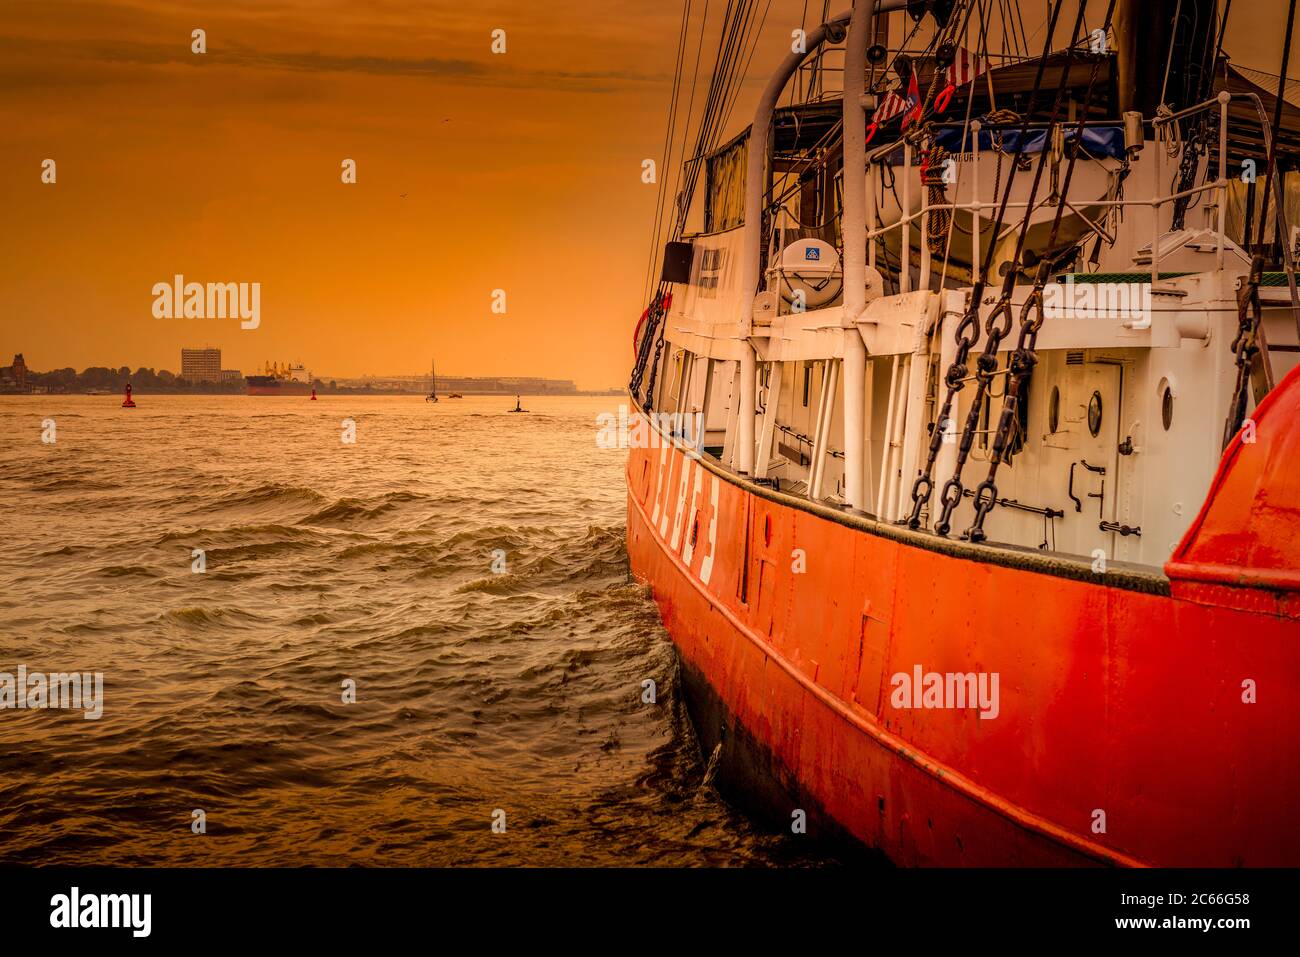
[643,0,693,305]
[1185,1,1206,106]
[715,0,762,134]
[995,0,1012,58]
[648,0,696,286]
[693,3,754,204]
[965,0,1119,542]
[669,0,713,241]
[702,0,748,128]
[1044,0,1118,249]
[694,0,748,167]
[1013,0,1030,57]
[903,0,1073,531]
[796,0,810,102]
[682,3,732,182]
[675,0,743,237]
[938,13,985,289]
[765,123,846,207]
[718,0,773,138]
[644,3,688,294]
[976,1,1067,286]
[1001,0,1090,303]
[666,12,705,244]
[759,133,842,215]
[702,1,742,123]
[1258,0,1298,253]
[975,0,996,109]
[1211,0,1233,105]
[1160,0,1183,107]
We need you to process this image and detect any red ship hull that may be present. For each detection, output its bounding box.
[625,368,1300,867]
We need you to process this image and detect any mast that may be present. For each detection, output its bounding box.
[738,0,909,476]
[1117,0,1219,118]
[841,1,880,511]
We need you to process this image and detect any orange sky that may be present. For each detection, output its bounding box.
[0,0,705,389]
[0,1,1286,388]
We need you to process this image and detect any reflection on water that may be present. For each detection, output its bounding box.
[0,395,834,866]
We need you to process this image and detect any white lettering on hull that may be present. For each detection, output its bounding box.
[670,458,693,550]
[681,464,704,566]
[700,475,719,586]
[650,440,670,526]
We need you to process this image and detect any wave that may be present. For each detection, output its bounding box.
[298,490,427,527]
[153,523,329,546]
[160,606,267,627]
[209,482,328,511]
[97,564,163,579]
[29,477,121,492]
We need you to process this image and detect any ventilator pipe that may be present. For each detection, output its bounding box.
[840,0,885,509]
[738,0,909,474]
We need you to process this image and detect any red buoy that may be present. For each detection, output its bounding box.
[121,383,136,408]
[310,387,318,401]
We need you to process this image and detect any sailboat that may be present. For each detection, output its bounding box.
[425,359,438,402]
[627,0,1300,866]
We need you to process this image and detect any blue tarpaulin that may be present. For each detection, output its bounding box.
[882,126,1126,165]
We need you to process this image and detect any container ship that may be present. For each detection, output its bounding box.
[246,361,314,396]
[627,0,1300,866]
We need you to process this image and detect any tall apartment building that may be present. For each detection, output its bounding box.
[181,348,222,383]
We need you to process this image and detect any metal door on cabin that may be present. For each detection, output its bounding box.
[1067,361,1122,558]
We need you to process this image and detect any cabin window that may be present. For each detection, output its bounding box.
[1162,386,1174,430]
[801,362,811,407]
[1049,386,1061,433]
[704,137,747,233]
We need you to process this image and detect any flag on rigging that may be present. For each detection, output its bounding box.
[873,71,920,125]
[943,46,987,88]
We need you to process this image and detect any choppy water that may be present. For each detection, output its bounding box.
[0,394,830,866]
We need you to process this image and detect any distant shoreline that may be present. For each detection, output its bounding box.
[0,389,625,397]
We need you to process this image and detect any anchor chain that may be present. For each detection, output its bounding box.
[905,0,1088,533]
[631,289,671,410]
[964,0,1119,543]
[904,0,1076,527]
[965,279,1045,541]
[1223,253,1265,448]
[905,296,985,528]
[932,293,1016,535]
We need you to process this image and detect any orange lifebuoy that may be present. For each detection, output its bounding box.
[633,307,650,357]
[936,83,956,113]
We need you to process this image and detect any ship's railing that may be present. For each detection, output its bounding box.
[861,92,1242,305]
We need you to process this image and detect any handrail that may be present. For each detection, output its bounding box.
[854,91,1253,294]
[1227,90,1300,340]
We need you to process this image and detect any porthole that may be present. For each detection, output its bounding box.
[1048,385,1060,434]
[1087,391,1103,437]
[1161,386,1174,431]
